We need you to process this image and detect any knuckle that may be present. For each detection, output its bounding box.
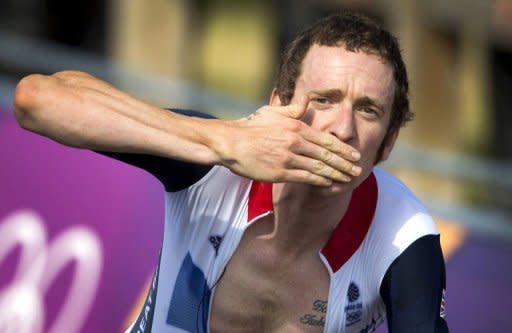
[330,169,343,179]
[341,160,353,172]
[285,134,301,149]
[273,169,286,180]
[320,149,332,162]
[280,153,294,166]
[322,136,334,149]
[314,160,325,172]
[340,145,351,156]
[304,172,318,183]
[285,120,302,132]
[308,174,328,186]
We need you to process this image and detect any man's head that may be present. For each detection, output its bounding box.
[274,13,412,163]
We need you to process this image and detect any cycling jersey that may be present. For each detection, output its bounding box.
[102,110,448,333]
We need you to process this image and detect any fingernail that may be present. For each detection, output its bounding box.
[352,165,362,175]
[351,151,361,160]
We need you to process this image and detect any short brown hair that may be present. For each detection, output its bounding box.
[275,13,412,160]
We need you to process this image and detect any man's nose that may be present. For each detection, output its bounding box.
[328,104,355,142]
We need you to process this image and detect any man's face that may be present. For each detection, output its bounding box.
[282,45,396,193]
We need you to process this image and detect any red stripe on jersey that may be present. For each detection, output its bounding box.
[321,173,377,272]
[248,173,378,272]
[247,180,273,222]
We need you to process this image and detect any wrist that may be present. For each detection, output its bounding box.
[194,117,235,166]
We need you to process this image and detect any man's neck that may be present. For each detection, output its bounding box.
[260,183,352,257]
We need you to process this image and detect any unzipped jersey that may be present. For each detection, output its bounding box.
[101,109,448,333]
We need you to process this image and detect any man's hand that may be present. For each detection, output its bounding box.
[213,96,361,186]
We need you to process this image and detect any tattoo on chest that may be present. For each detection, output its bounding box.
[312,300,327,313]
[299,299,327,327]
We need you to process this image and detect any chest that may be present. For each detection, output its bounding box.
[209,230,330,333]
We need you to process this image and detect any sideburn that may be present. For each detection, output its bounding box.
[374,128,395,164]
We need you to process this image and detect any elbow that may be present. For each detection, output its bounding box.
[13,74,48,130]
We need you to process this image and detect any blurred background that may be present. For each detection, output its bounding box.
[0,0,511,332]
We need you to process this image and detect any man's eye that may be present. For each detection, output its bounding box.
[312,97,330,104]
[362,106,378,115]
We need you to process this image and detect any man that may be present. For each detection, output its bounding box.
[13,12,448,333]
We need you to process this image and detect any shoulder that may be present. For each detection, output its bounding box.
[351,171,445,311]
[372,168,438,245]
[362,168,438,281]
[373,167,427,211]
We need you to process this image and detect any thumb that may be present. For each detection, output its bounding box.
[284,95,309,119]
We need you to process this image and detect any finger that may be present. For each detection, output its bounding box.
[299,126,361,162]
[286,154,353,182]
[274,95,310,120]
[296,141,361,177]
[295,94,310,119]
[280,169,333,187]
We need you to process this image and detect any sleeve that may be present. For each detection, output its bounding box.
[95,109,216,192]
[380,234,449,333]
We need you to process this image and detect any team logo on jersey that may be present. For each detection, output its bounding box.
[345,282,363,327]
[209,235,223,256]
[440,289,446,319]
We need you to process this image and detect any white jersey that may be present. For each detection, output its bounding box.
[127,166,439,333]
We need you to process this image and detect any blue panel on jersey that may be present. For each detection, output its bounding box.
[167,253,211,333]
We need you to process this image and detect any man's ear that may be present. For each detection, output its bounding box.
[269,88,282,106]
[380,129,399,162]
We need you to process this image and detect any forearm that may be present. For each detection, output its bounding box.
[13,70,362,185]
[13,71,224,165]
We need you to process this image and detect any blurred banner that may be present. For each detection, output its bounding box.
[0,110,162,332]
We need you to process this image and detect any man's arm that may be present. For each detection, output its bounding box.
[380,234,449,333]
[13,71,361,186]
[97,109,215,192]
